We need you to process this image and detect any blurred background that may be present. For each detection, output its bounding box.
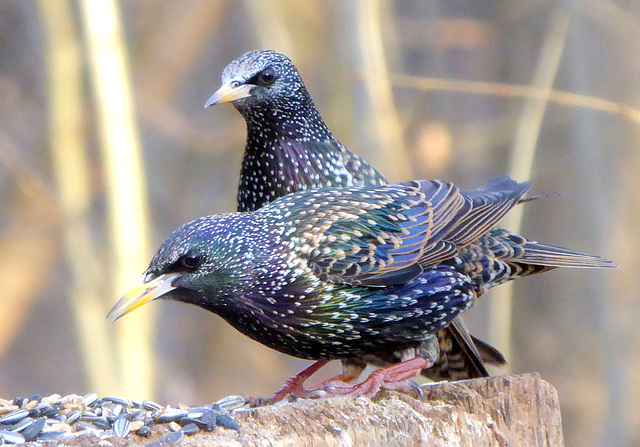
[0,0,638,445]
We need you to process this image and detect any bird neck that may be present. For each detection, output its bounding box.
[239,100,334,143]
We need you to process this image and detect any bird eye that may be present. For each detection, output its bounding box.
[180,251,202,271]
[230,80,241,88]
[257,68,276,86]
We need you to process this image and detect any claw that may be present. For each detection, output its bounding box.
[406,379,424,399]
[318,357,432,399]
[248,360,330,406]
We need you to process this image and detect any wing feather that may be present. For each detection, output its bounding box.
[266,177,533,286]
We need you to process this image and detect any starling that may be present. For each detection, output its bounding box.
[109,177,615,401]
[204,50,506,386]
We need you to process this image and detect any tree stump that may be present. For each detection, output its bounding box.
[40,372,564,446]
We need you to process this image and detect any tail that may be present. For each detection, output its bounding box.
[486,228,616,269]
[518,190,564,204]
[450,228,616,291]
[421,319,506,381]
[517,240,616,268]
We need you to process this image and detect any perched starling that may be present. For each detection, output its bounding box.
[109,177,615,401]
[204,50,506,386]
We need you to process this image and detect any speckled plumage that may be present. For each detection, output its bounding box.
[110,178,613,370]
[211,50,385,212]
[204,50,615,386]
[207,50,505,380]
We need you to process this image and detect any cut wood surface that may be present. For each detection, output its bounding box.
[35,372,564,447]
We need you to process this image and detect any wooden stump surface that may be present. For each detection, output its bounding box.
[38,372,564,447]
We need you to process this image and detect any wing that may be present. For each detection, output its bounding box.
[270,176,530,287]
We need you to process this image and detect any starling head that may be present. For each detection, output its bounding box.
[205,50,312,113]
[107,213,279,321]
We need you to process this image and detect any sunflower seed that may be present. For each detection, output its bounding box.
[179,417,208,429]
[44,404,60,418]
[82,393,98,407]
[181,423,199,435]
[186,407,206,418]
[136,425,151,437]
[129,410,146,421]
[66,411,81,425]
[91,417,111,430]
[0,411,28,424]
[206,403,222,412]
[142,401,162,412]
[200,408,216,430]
[113,418,131,438]
[103,396,131,407]
[9,418,32,432]
[216,413,240,432]
[37,430,66,440]
[215,395,246,412]
[155,410,187,423]
[0,430,25,444]
[22,417,46,442]
[80,411,97,421]
[161,431,183,445]
[27,404,47,419]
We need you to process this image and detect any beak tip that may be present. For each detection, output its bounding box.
[106,272,179,322]
[204,91,223,109]
[107,298,125,321]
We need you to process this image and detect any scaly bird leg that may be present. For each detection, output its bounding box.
[309,360,365,389]
[319,357,431,398]
[247,360,330,406]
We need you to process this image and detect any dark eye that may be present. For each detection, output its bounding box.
[180,251,202,271]
[257,68,276,86]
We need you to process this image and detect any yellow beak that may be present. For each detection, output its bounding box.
[108,273,181,321]
[204,81,253,107]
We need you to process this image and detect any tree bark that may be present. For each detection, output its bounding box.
[47,373,564,447]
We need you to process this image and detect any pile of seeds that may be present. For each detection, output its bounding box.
[0,393,244,445]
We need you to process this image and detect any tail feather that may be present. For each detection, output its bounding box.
[518,190,564,204]
[518,241,617,268]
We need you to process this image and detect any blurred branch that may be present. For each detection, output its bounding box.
[37,0,119,395]
[358,71,640,125]
[489,12,570,369]
[79,0,154,400]
[0,133,59,361]
[356,0,412,181]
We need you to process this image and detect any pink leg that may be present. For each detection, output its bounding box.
[309,362,365,389]
[249,360,329,406]
[310,372,360,389]
[321,357,431,398]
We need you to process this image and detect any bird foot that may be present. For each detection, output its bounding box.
[246,360,330,407]
[246,357,431,406]
[311,357,431,399]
